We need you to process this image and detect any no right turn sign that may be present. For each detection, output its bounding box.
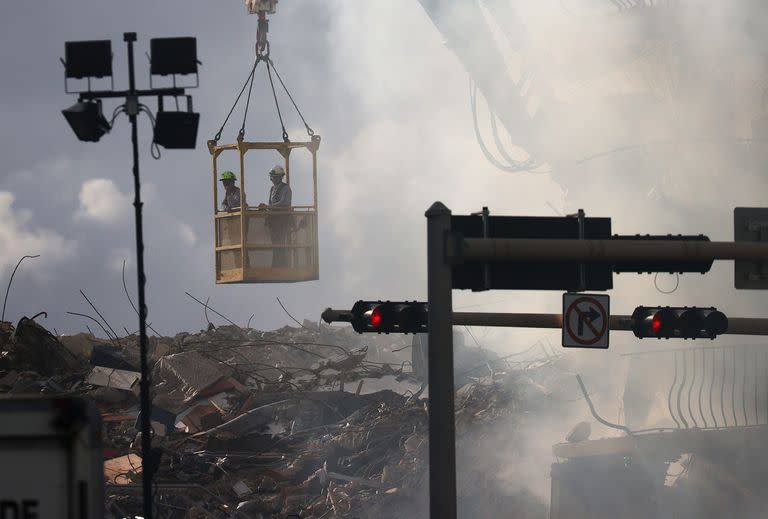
[562,293,610,348]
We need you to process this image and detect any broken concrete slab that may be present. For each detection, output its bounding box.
[152,351,238,412]
[58,332,97,359]
[86,366,140,393]
[90,343,138,371]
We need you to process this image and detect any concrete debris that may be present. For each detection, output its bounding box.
[6,316,81,375]
[0,320,564,518]
[104,454,142,485]
[152,350,239,411]
[86,366,141,393]
[0,321,14,350]
[91,343,139,371]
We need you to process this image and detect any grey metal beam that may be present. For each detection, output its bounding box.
[450,238,768,263]
[453,313,768,336]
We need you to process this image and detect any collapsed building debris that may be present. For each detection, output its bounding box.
[0,316,566,518]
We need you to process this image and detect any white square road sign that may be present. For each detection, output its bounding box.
[562,293,610,349]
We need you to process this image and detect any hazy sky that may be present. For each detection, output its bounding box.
[1,1,767,355]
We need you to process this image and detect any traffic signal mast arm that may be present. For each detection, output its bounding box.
[449,237,768,265]
[321,308,768,336]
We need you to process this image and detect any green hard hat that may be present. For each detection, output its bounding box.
[220,171,236,182]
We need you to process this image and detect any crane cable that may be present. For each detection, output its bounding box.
[238,55,259,141]
[212,33,315,144]
[266,56,315,138]
[213,56,261,143]
[266,59,288,142]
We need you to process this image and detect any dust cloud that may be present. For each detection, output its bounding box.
[323,1,768,515]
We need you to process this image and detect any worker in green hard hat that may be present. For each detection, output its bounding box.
[219,170,250,267]
[220,171,243,212]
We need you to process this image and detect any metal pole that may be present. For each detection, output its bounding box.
[453,311,565,329]
[425,202,456,519]
[322,310,768,336]
[723,318,768,336]
[453,313,768,335]
[451,238,768,263]
[124,31,153,519]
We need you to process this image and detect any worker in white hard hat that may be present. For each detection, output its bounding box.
[259,165,293,267]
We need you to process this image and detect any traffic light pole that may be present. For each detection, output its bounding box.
[324,203,768,519]
[426,202,457,519]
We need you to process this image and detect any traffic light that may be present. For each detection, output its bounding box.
[631,306,728,339]
[350,301,428,334]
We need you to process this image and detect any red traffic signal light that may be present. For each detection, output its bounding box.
[647,308,677,336]
[631,306,728,339]
[350,301,428,334]
[651,313,663,333]
[369,306,383,328]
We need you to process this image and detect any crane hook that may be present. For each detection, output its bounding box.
[256,10,270,57]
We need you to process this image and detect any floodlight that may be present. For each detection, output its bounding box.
[150,37,198,76]
[64,40,112,78]
[153,102,199,150]
[153,95,199,149]
[61,100,111,142]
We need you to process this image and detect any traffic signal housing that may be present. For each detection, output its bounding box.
[350,301,428,334]
[631,306,728,339]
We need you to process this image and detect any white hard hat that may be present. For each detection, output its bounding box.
[269,165,285,177]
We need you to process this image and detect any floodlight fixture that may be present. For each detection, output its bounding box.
[61,99,111,142]
[153,95,199,149]
[153,111,200,149]
[150,37,199,76]
[64,40,113,79]
[60,32,200,519]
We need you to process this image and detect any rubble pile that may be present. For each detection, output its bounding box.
[0,316,568,518]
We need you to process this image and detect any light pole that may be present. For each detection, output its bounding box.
[62,32,200,519]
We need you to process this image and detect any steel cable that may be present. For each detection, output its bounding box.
[238,59,259,141]
[213,56,261,142]
[265,59,288,142]
[267,57,315,137]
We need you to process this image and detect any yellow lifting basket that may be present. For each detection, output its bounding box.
[208,136,320,284]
